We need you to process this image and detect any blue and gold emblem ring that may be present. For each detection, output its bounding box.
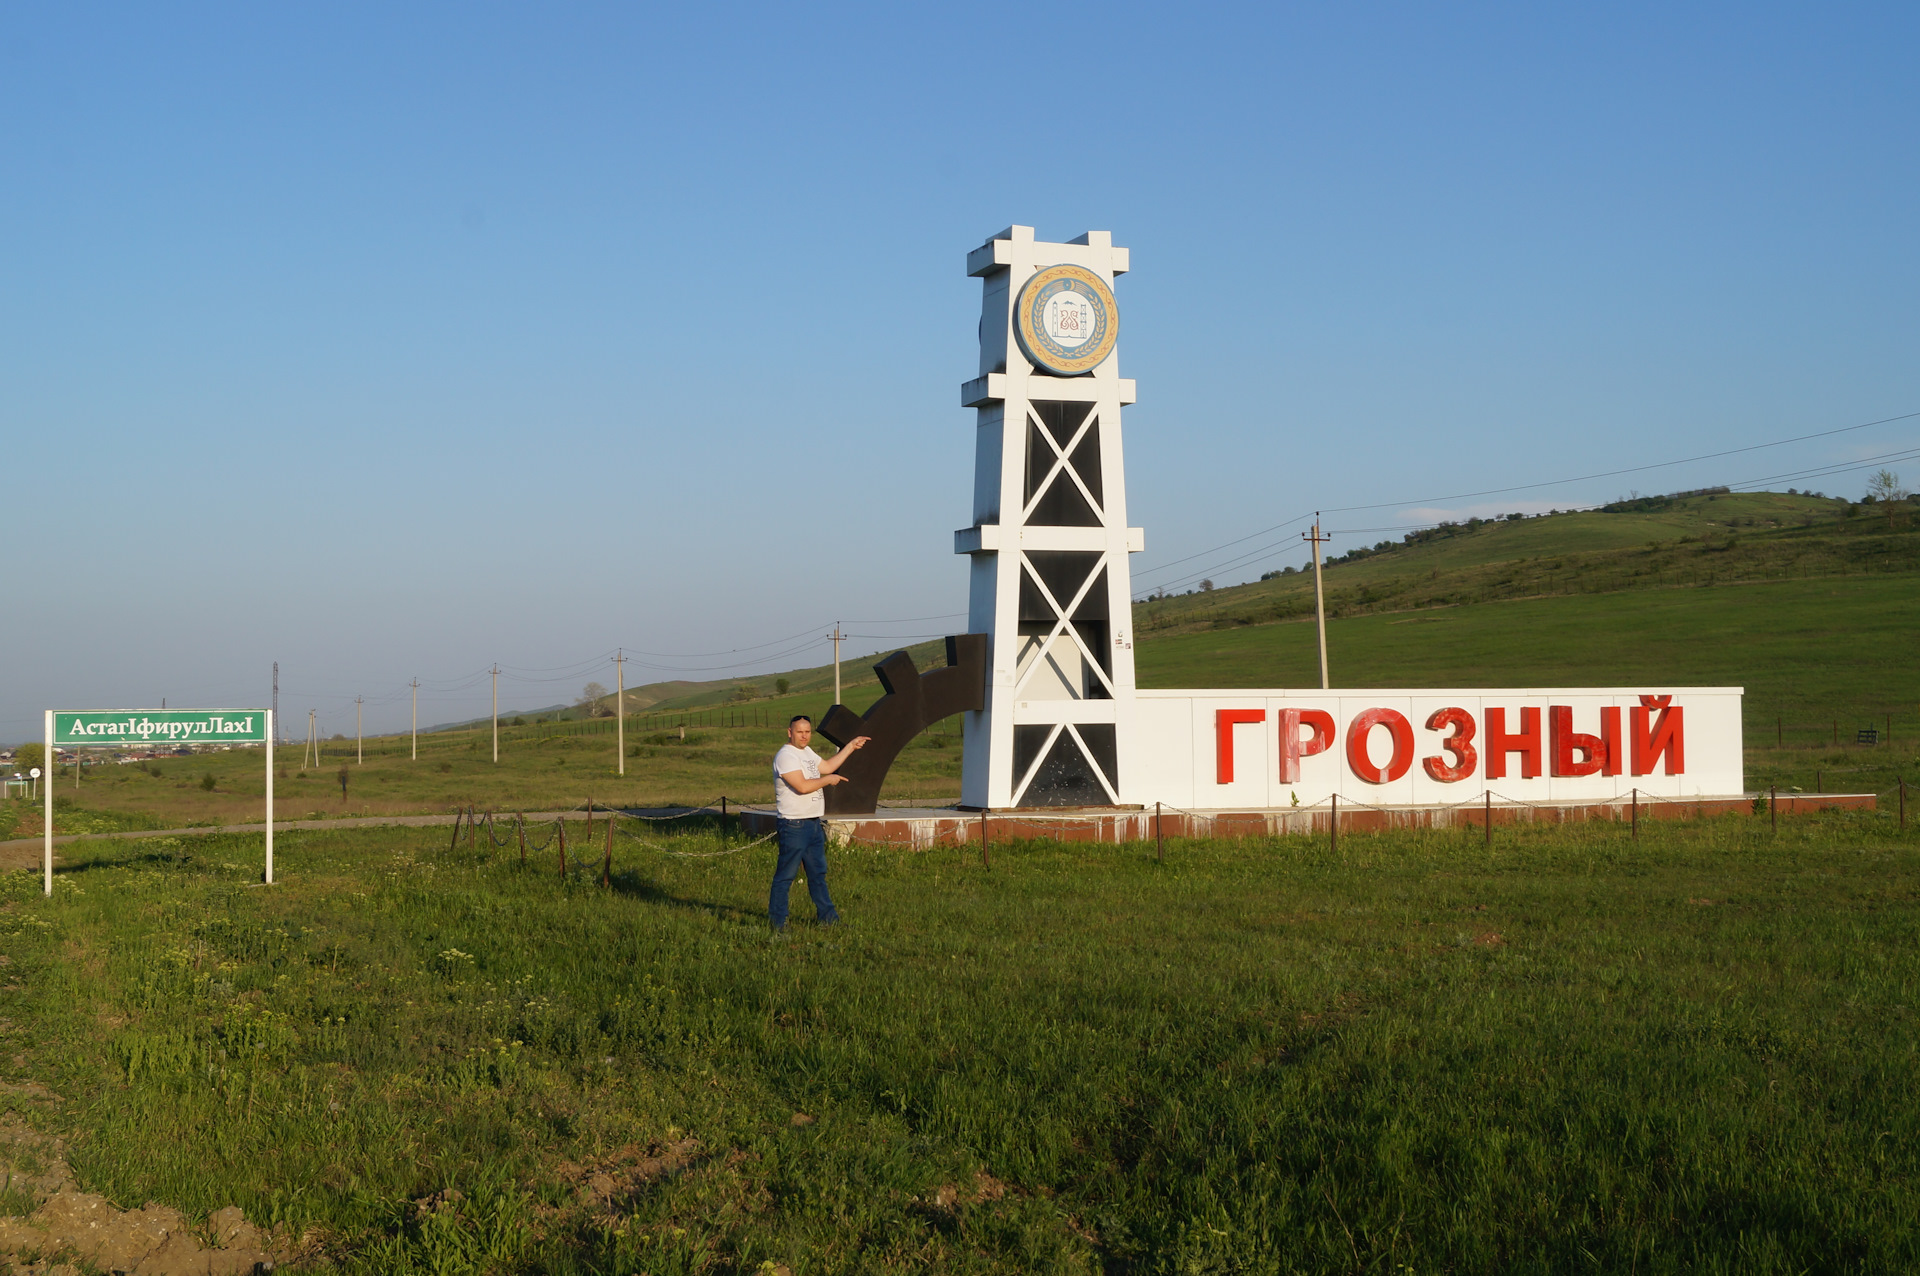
[1015,264,1119,376]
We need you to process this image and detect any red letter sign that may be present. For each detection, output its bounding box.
[1423,707,1477,782]
[1215,709,1266,784]
[1485,707,1542,779]
[1630,695,1684,775]
[1549,705,1606,777]
[1347,708,1413,784]
[1278,709,1335,783]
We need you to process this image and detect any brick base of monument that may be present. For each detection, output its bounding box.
[735,793,1875,850]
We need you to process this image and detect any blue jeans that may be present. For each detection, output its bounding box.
[770,818,837,926]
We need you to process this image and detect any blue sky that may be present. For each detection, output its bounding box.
[4,2,1916,740]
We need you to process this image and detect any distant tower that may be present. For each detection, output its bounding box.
[956,227,1143,808]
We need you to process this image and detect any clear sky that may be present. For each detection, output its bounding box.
[5,3,1916,741]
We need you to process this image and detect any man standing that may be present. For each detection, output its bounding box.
[770,715,868,930]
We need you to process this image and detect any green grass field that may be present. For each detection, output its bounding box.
[2,808,1917,1273]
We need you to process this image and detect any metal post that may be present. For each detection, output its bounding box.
[1485,790,1492,848]
[1631,788,1639,840]
[602,816,613,887]
[585,798,594,843]
[449,808,464,853]
[1156,800,1163,863]
[558,818,567,877]
[43,711,53,897]
[833,623,842,706]
[265,709,274,885]
[1771,785,1778,832]
[1330,793,1338,854]
[980,811,990,868]
[518,813,527,865]
[721,795,728,836]
[617,651,625,777]
[468,805,476,851]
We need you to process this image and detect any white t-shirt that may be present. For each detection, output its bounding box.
[773,744,825,819]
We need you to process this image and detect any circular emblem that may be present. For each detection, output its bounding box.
[1014,264,1119,376]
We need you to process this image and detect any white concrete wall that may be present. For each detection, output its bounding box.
[1128,688,1744,807]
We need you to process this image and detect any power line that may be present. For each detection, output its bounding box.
[1131,407,1920,597]
[1319,407,1920,515]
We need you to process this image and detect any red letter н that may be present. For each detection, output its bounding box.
[1485,707,1542,780]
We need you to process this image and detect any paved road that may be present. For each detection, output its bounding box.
[0,808,749,871]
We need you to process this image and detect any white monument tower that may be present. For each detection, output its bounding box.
[956,226,1144,808]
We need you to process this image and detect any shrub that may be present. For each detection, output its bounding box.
[200,773,216,792]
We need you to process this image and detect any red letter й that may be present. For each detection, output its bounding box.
[1485,707,1542,779]
[1422,708,1476,782]
[1278,709,1335,783]
[1215,709,1266,784]
[1346,708,1413,784]
[1549,706,1606,777]
[1630,696,1684,775]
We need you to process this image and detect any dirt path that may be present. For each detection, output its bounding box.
[0,807,740,872]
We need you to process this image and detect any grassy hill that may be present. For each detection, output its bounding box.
[1134,488,1915,633]
[506,487,1920,740]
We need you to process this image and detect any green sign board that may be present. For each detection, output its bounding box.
[53,710,268,747]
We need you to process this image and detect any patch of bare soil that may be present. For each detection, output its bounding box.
[0,1111,295,1275]
[555,1138,703,1213]
[923,1170,1011,1214]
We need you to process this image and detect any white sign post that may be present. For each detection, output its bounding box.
[44,709,274,896]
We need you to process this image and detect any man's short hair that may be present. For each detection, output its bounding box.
[789,714,812,727]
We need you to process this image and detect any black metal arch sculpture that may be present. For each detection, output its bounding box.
[815,634,987,815]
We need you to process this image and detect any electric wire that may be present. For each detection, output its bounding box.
[1130,407,1920,597]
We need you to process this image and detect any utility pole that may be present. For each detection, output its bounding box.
[833,622,842,705]
[356,696,363,765]
[1303,515,1331,690]
[616,650,626,777]
[410,679,420,760]
[491,664,500,763]
[306,710,317,769]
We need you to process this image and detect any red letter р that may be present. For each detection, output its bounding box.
[1422,707,1476,782]
[1485,707,1542,780]
[1549,706,1605,777]
[1346,708,1414,784]
[1215,709,1266,784]
[1630,696,1684,776]
[1278,709,1336,783]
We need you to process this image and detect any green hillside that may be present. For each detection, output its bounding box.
[1134,488,1916,633]
[1135,577,1919,747]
